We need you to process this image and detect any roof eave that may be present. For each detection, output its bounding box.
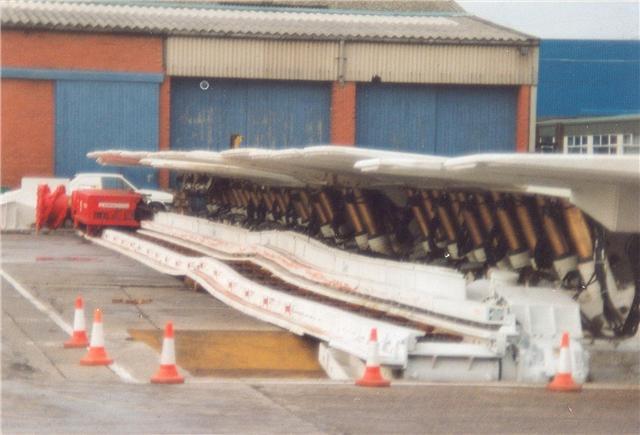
[2,23,537,46]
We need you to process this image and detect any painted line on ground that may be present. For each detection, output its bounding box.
[1,269,73,335]
[0,268,140,384]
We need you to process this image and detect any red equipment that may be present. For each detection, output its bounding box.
[35,184,69,232]
[71,189,141,235]
[35,183,143,234]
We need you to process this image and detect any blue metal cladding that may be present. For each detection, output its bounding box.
[538,40,640,118]
[170,78,330,151]
[55,80,159,187]
[356,84,437,153]
[435,87,517,155]
[356,84,517,155]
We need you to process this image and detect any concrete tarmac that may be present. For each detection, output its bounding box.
[2,232,639,434]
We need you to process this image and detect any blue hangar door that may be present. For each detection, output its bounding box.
[356,84,518,155]
[170,78,330,151]
[55,80,159,187]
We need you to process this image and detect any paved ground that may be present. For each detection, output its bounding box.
[2,232,639,434]
[3,378,638,434]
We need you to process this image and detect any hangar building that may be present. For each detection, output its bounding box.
[1,0,538,189]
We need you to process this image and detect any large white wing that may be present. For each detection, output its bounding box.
[88,147,639,231]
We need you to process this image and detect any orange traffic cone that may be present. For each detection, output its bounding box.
[151,322,184,384]
[80,309,113,366]
[547,332,582,392]
[356,328,390,387]
[64,296,89,348]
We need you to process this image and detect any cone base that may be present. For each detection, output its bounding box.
[151,376,185,384]
[355,367,391,388]
[151,365,184,384]
[64,340,89,349]
[80,347,113,366]
[547,381,582,392]
[547,374,582,392]
[64,332,89,348]
[356,378,391,388]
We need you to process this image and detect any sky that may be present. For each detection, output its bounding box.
[457,0,640,40]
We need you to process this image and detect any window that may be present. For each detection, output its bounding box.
[593,134,618,154]
[103,177,131,191]
[537,135,557,153]
[623,134,640,154]
[566,135,588,154]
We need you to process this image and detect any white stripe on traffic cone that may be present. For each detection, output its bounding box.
[356,328,390,387]
[151,322,184,384]
[64,296,89,348]
[547,332,581,392]
[80,309,113,366]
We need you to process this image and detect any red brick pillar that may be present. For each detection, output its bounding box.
[158,77,171,188]
[330,81,356,146]
[1,79,55,188]
[516,85,531,153]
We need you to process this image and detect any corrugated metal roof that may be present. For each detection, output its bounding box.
[1,0,536,44]
[118,0,465,13]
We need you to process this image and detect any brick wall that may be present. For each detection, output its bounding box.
[0,30,164,188]
[516,85,531,152]
[1,30,163,72]
[1,79,55,188]
[330,81,356,145]
[158,78,171,189]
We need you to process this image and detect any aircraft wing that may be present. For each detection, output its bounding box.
[88,147,639,231]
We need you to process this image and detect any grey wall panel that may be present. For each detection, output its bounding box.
[167,38,339,81]
[346,43,537,85]
[167,37,538,85]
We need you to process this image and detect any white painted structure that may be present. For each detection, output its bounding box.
[91,147,640,232]
[91,212,588,383]
[81,146,640,382]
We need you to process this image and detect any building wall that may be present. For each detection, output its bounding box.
[538,40,640,118]
[167,37,539,85]
[537,117,640,154]
[0,30,164,188]
[1,28,537,191]
[0,79,54,188]
[1,30,163,72]
[158,78,172,188]
[167,38,339,81]
[168,36,537,153]
[331,82,356,146]
[516,85,531,152]
[344,43,537,85]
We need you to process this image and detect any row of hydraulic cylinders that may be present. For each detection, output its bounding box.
[211,184,389,252]
[404,188,618,331]
[407,190,595,275]
[179,175,618,332]
[195,181,596,277]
